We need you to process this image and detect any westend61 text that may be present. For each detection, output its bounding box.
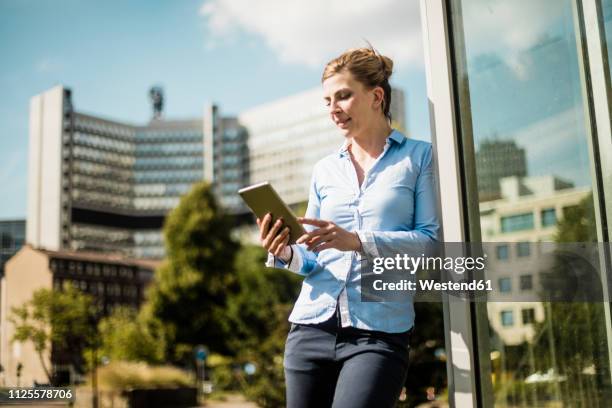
[373,279,493,292]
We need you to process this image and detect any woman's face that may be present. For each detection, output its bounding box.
[323,70,380,138]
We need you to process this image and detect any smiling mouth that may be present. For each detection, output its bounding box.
[337,118,351,128]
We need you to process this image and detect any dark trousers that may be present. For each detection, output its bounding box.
[283,308,412,408]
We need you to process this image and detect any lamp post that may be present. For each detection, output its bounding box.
[194,346,207,401]
[91,347,98,408]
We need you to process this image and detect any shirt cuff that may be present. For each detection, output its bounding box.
[265,246,303,273]
[355,230,379,259]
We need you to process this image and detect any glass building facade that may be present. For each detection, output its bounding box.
[422,0,612,406]
[0,220,25,276]
[28,87,249,259]
[67,111,205,258]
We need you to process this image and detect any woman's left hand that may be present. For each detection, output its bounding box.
[297,218,362,253]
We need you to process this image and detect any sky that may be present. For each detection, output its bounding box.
[1,0,607,221]
[0,0,431,220]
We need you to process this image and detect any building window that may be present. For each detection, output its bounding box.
[500,213,534,233]
[499,277,512,293]
[522,308,536,325]
[501,310,514,327]
[516,241,530,257]
[496,244,509,260]
[541,208,557,227]
[520,274,533,291]
[1,233,13,248]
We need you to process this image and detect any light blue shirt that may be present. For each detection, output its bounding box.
[266,130,439,333]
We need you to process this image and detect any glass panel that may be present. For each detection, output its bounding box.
[496,244,509,260]
[603,0,612,80]
[499,277,512,293]
[541,208,557,227]
[500,213,534,233]
[520,274,533,291]
[450,0,612,406]
[501,310,514,327]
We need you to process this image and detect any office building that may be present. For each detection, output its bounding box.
[203,105,250,212]
[475,139,527,202]
[27,85,404,254]
[0,245,157,386]
[480,175,590,345]
[27,86,247,259]
[421,0,612,404]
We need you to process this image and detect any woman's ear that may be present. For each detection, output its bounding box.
[372,86,385,110]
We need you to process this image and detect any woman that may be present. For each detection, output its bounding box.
[257,47,439,408]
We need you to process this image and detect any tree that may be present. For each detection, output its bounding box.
[529,194,609,405]
[97,307,167,364]
[9,283,95,384]
[146,181,240,361]
[554,194,596,243]
[225,245,301,352]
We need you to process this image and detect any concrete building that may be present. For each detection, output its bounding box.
[0,245,157,386]
[480,175,591,345]
[475,139,527,202]
[27,85,405,253]
[239,87,406,207]
[27,86,247,259]
[203,104,250,212]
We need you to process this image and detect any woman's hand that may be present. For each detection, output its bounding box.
[256,213,292,262]
[297,218,362,253]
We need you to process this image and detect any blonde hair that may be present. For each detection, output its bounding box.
[322,46,394,121]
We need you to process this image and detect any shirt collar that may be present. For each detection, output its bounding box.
[337,129,406,157]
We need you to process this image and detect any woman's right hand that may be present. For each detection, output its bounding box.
[256,213,292,262]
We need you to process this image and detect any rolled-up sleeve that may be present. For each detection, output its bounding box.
[264,166,321,276]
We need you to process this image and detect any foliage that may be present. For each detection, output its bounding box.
[554,194,596,243]
[402,302,447,405]
[9,283,95,383]
[139,182,302,405]
[206,245,300,407]
[97,307,167,365]
[240,304,293,408]
[225,245,301,352]
[93,361,193,391]
[533,195,607,404]
[146,181,240,360]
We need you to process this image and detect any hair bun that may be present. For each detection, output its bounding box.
[377,54,393,81]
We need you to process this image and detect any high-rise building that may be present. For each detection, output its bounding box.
[475,139,527,202]
[203,104,250,212]
[27,86,248,258]
[27,85,406,255]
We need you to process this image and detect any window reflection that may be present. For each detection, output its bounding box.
[603,0,612,80]
[452,0,612,405]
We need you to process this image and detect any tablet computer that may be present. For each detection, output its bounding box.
[238,181,306,244]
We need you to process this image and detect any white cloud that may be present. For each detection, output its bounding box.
[199,0,424,69]
[199,0,566,80]
[462,0,563,55]
[461,0,565,79]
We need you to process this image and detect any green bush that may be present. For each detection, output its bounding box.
[94,361,193,391]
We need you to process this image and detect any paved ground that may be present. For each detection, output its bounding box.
[202,394,258,407]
